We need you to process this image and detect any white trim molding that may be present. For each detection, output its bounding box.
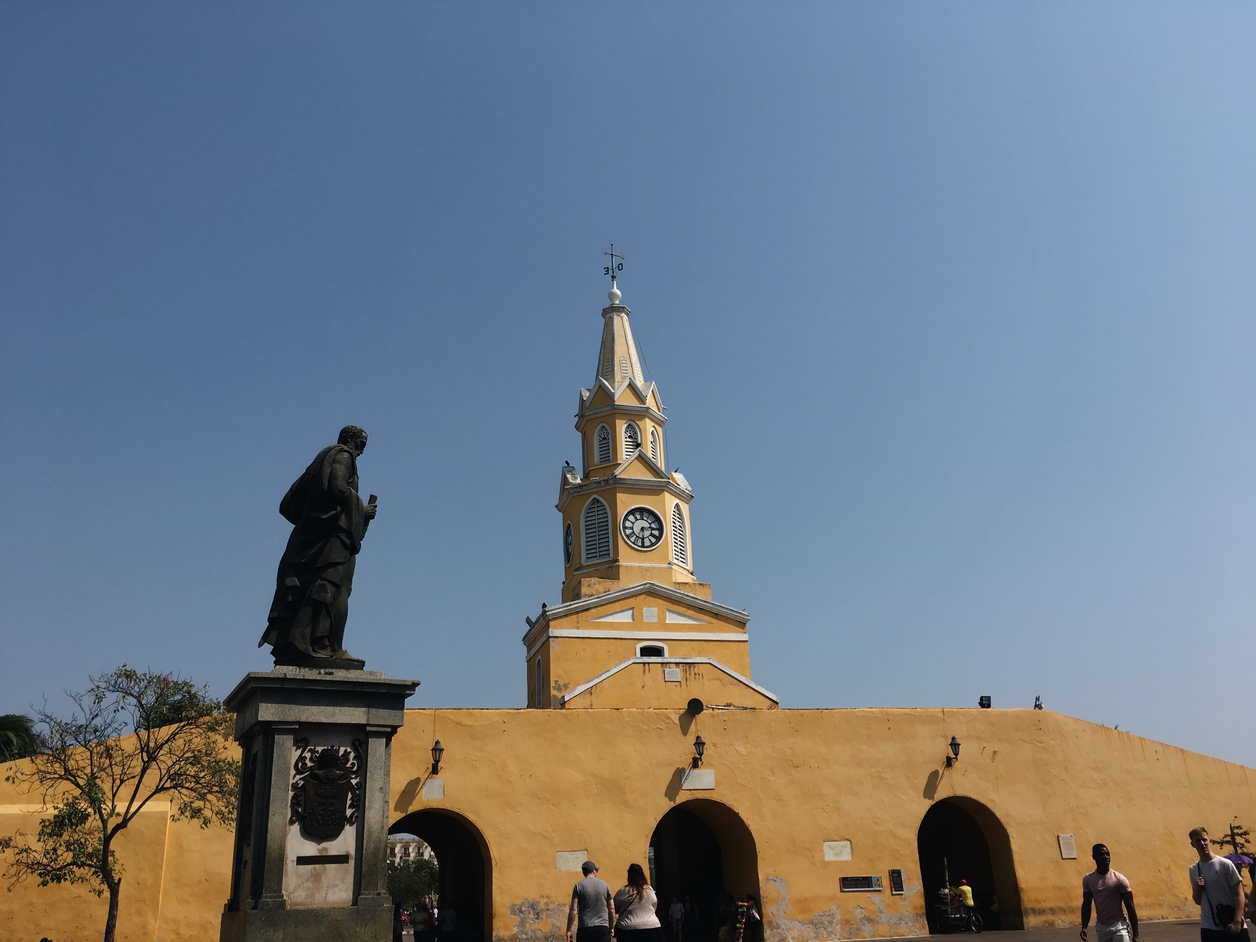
[559,657,779,706]
[526,629,747,660]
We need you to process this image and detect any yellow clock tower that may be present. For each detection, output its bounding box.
[522,274,777,711]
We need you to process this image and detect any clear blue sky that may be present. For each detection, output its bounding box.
[3,3,1254,765]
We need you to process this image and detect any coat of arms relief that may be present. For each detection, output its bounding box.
[289,740,364,843]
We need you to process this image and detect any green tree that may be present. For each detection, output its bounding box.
[388,856,439,910]
[0,666,239,942]
[0,715,39,762]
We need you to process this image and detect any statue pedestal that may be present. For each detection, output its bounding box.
[220,668,419,942]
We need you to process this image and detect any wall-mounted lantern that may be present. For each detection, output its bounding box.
[692,735,706,768]
[431,740,444,776]
[944,736,961,768]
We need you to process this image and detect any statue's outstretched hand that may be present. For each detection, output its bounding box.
[365,502,378,520]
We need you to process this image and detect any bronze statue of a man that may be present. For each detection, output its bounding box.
[259,426,377,668]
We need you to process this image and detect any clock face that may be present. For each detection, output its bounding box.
[564,522,574,566]
[621,507,664,550]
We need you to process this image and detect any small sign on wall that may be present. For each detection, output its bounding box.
[557,851,588,871]
[889,869,905,895]
[423,778,444,800]
[1058,834,1077,859]
[681,769,715,790]
[840,875,882,892]
[823,841,853,861]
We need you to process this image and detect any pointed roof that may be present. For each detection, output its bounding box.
[596,300,645,387]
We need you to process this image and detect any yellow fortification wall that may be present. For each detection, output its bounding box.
[3,707,1253,941]
[6,290,1249,941]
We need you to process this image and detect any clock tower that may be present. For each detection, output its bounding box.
[521,275,777,712]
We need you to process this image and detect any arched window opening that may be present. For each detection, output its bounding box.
[650,428,661,463]
[671,504,688,568]
[535,658,543,709]
[638,644,666,658]
[623,422,641,459]
[583,498,611,563]
[595,424,612,465]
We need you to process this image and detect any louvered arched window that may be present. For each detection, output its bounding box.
[595,424,612,464]
[623,422,641,459]
[650,428,660,463]
[671,504,689,567]
[582,497,611,562]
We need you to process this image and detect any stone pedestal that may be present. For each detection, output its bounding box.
[220,668,419,942]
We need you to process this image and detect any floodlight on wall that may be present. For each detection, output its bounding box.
[431,740,444,776]
[692,735,706,768]
[944,736,961,768]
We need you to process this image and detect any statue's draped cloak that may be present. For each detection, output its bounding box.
[260,444,367,658]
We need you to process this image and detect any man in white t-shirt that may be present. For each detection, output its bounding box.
[1080,843,1139,942]
[1190,827,1249,942]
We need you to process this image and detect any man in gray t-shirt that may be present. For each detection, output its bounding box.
[567,861,615,942]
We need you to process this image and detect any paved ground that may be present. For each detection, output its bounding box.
[904,921,1199,942]
[404,921,1202,942]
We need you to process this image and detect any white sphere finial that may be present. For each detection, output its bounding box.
[608,281,622,305]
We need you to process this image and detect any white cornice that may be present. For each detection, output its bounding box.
[526,629,749,660]
[576,402,667,429]
[521,581,749,648]
[557,476,694,512]
[559,656,778,706]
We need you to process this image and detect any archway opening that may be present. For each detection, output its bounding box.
[916,797,1023,932]
[392,809,492,942]
[649,800,760,942]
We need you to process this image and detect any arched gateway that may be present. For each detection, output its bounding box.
[917,797,1023,932]
[649,800,760,942]
[391,810,492,942]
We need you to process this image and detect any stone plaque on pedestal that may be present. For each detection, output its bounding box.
[220,667,419,942]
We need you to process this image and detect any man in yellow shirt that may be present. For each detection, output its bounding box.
[953,880,975,912]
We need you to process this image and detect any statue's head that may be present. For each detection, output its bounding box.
[338,425,368,456]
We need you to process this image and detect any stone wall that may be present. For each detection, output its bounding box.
[2,707,1252,941]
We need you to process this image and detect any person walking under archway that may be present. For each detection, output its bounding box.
[567,861,615,942]
[668,897,685,942]
[614,864,663,942]
[1080,843,1139,942]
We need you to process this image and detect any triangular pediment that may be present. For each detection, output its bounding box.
[586,383,616,409]
[614,450,669,480]
[616,380,649,406]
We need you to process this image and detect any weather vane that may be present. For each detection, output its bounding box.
[603,244,625,289]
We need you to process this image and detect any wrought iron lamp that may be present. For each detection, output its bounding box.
[692,735,706,768]
[944,736,961,768]
[431,739,444,775]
